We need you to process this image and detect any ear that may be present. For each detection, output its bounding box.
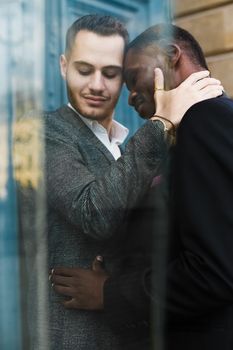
[60,54,67,80]
[163,43,181,68]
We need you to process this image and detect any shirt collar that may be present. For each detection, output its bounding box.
[68,103,128,145]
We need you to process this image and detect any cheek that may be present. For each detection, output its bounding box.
[66,72,87,91]
[145,80,155,107]
[107,79,122,99]
[146,74,155,94]
[141,92,156,118]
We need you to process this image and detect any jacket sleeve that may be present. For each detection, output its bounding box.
[150,97,233,317]
[45,119,168,240]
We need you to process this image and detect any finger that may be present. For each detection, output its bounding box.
[92,256,105,272]
[62,298,78,309]
[193,77,221,90]
[50,274,74,287]
[154,68,164,91]
[181,70,210,87]
[198,85,223,99]
[53,284,74,297]
[49,268,54,281]
[53,267,80,277]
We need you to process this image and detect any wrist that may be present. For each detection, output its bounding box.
[150,115,176,145]
[150,115,176,134]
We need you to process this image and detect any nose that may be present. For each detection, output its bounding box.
[88,71,105,93]
[128,91,137,106]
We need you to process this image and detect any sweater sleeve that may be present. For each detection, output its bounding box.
[45,118,168,240]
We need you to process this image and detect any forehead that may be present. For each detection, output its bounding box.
[124,48,159,72]
[69,30,125,67]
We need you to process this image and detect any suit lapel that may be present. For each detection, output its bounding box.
[57,105,116,163]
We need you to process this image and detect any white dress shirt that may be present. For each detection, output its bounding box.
[68,103,129,160]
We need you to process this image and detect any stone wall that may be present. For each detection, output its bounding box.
[174,0,233,96]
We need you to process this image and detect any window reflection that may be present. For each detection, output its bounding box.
[0,1,48,349]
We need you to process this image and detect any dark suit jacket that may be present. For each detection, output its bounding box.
[104,96,233,350]
[43,105,168,350]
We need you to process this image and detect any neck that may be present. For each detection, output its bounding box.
[173,61,207,88]
[98,117,113,135]
[69,102,113,136]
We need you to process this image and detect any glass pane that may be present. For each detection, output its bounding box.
[0,0,48,349]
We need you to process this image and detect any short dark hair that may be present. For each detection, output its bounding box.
[65,14,129,55]
[127,23,208,69]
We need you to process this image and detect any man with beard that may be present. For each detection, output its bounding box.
[51,24,233,350]
[46,14,173,350]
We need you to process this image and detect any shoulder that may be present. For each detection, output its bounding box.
[43,105,70,128]
[179,96,233,136]
[183,95,233,123]
[43,105,83,142]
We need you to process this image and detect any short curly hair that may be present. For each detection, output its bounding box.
[127,23,208,70]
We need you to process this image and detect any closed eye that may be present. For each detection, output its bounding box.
[78,69,92,75]
[74,61,94,76]
[102,67,122,79]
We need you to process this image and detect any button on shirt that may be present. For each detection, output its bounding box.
[68,103,129,160]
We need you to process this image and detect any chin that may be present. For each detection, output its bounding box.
[139,109,155,119]
[136,102,155,119]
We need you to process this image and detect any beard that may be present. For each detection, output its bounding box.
[66,84,114,122]
[67,85,85,117]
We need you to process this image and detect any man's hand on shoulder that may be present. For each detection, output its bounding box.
[50,256,109,310]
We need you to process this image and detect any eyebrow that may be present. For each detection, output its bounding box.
[74,61,122,71]
[73,61,93,68]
